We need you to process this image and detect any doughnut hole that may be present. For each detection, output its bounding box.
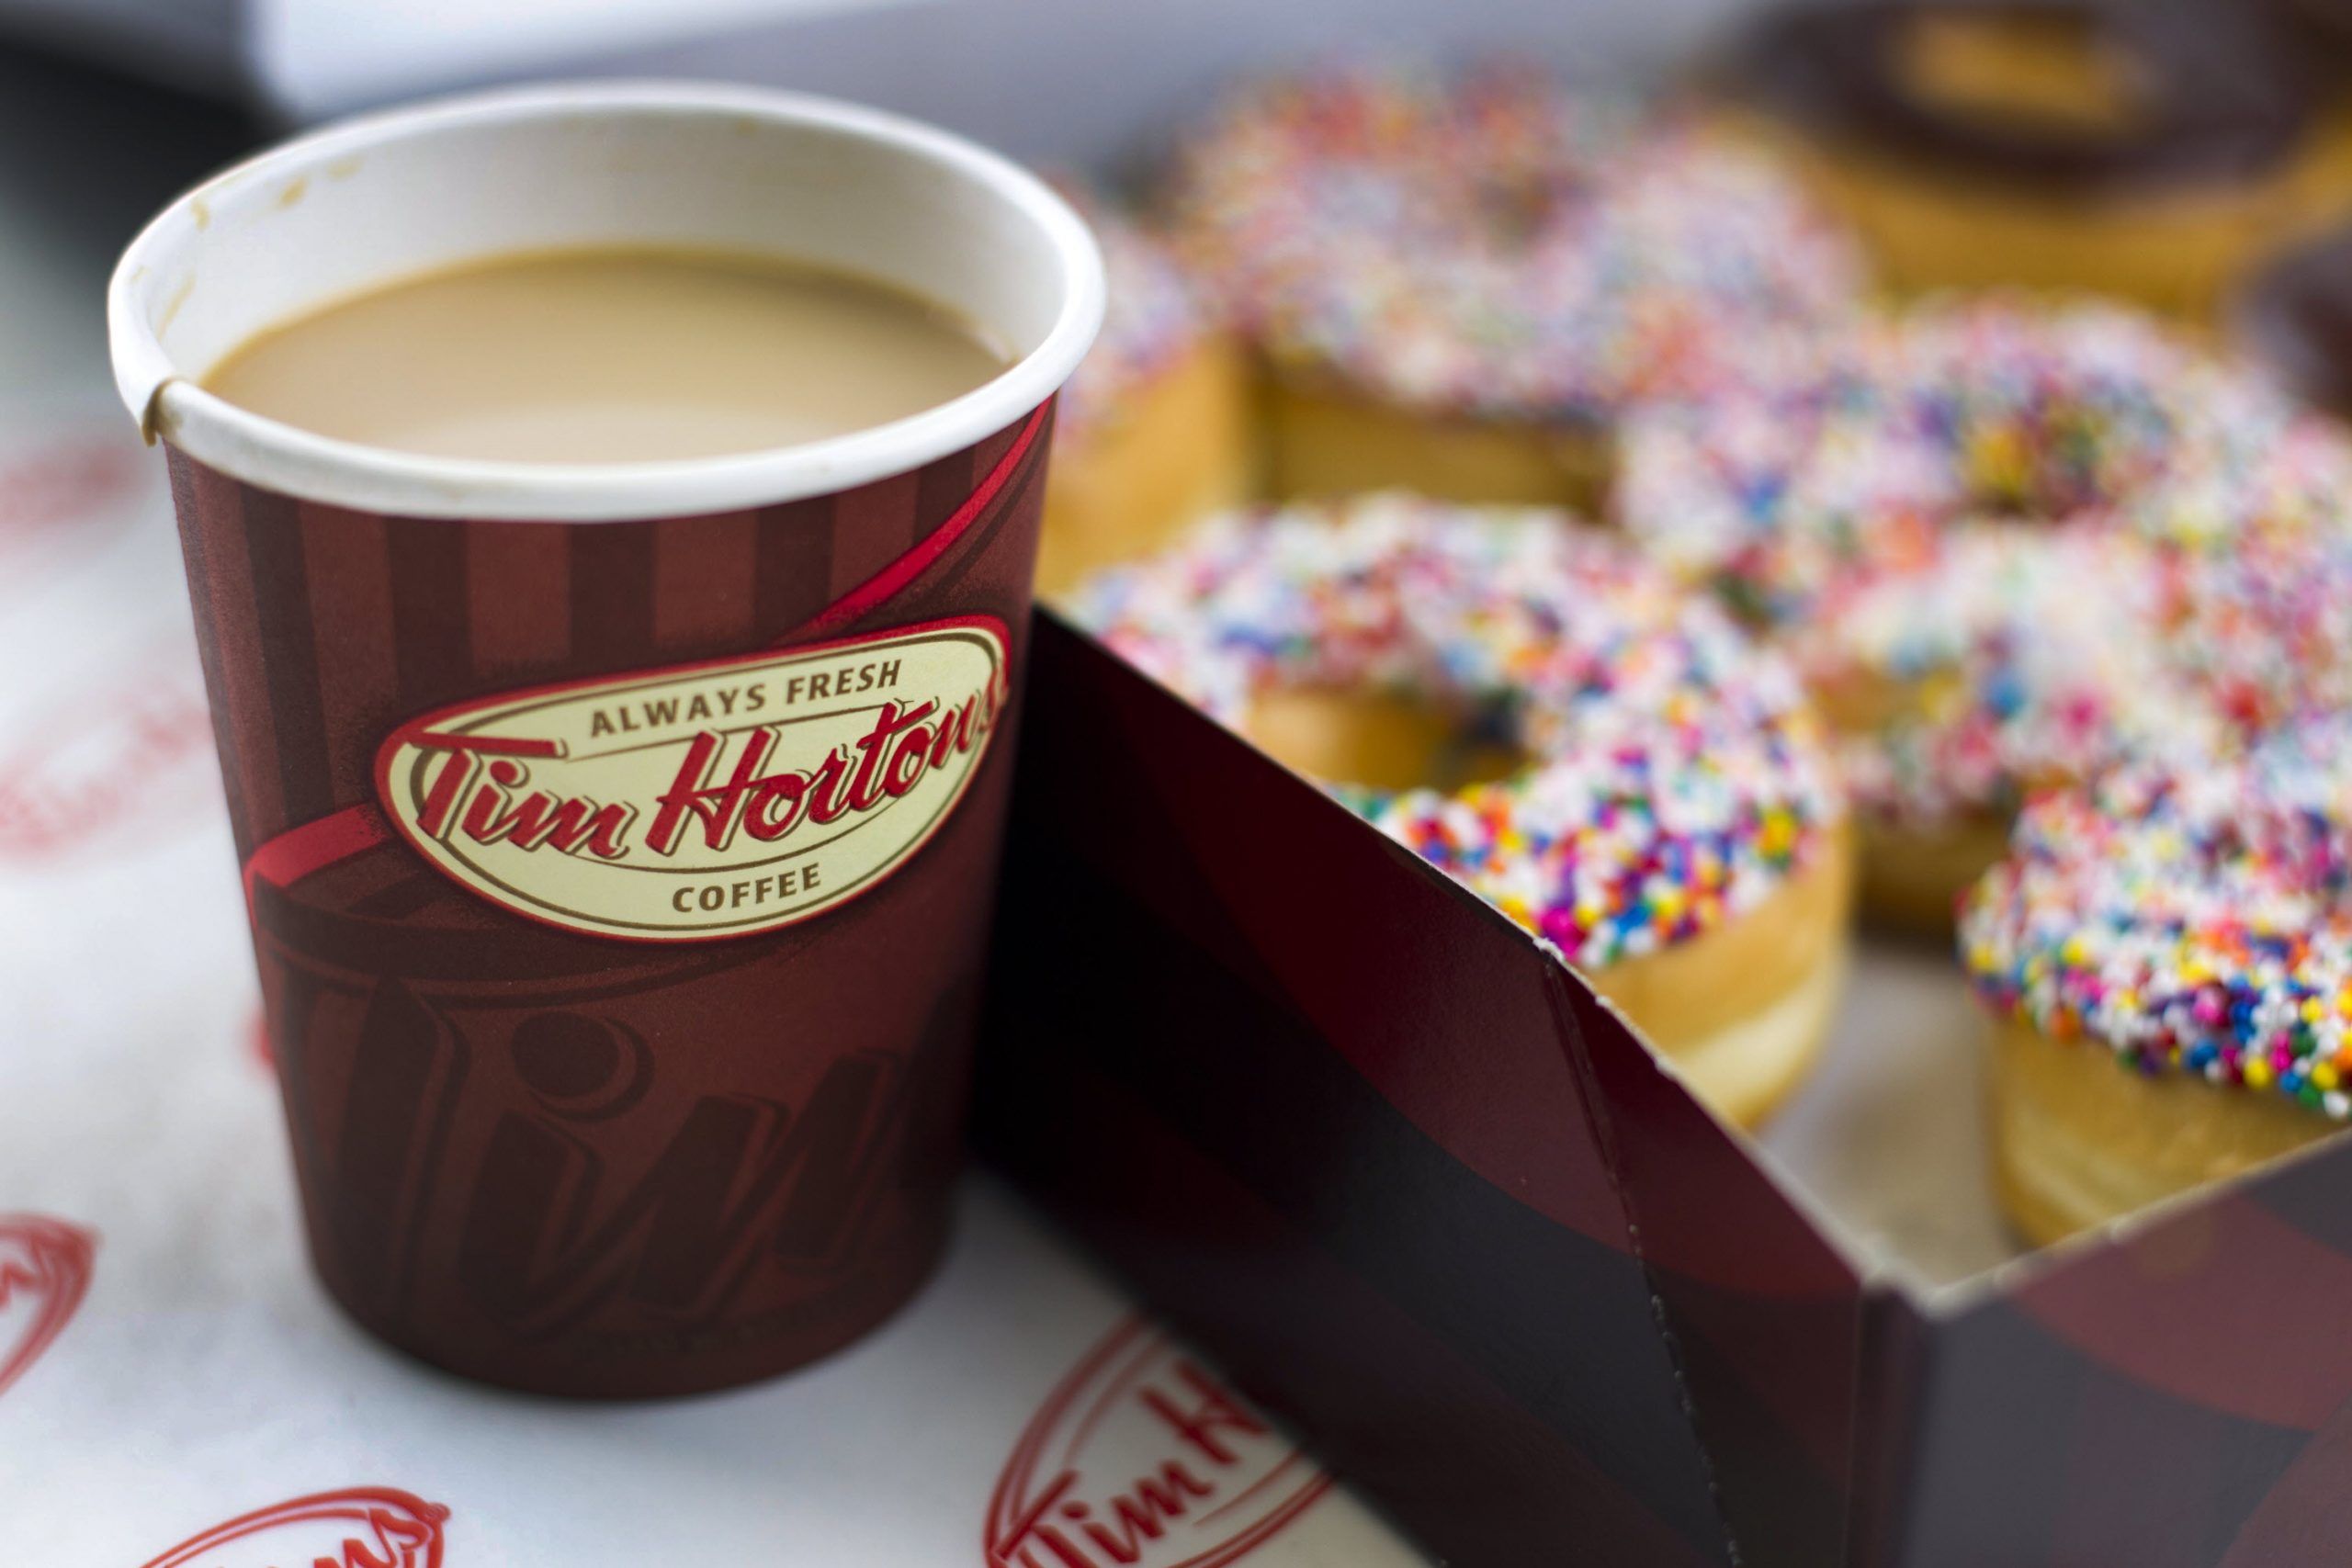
[1951,405,2135,524]
[1260,377,1613,511]
[1898,10,2150,141]
[1242,686,1527,794]
[1806,655,2017,930]
[1472,170,1576,253]
[1794,518,2181,932]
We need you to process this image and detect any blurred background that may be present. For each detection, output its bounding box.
[0,0,1762,389]
[17,0,2352,424]
[5,0,1750,147]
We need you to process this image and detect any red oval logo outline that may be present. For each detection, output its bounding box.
[140,1487,450,1568]
[986,1316,1332,1568]
[0,1213,96,1399]
[373,615,1011,944]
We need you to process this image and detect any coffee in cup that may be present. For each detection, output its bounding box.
[202,247,1008,463]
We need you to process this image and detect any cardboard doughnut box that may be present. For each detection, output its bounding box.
[978,615,2352,1568]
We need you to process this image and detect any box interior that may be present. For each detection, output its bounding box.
[1749,937,2352,1309]
[1755,939,2017,1290]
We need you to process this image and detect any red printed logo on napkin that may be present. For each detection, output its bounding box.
[141,1489,450,1568]
[0,655,215,862]
[0,1214,95,1398]
[0,416,153,592]
[986,1317,1333,1568]
[376,616,1010,942]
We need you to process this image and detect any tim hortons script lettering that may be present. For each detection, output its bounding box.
[376,617,1009,942]
[987,1320,1335,1568]
[456,1014,899,1338]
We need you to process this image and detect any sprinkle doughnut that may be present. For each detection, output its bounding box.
[1163,63,1869,508]
[1617,297,2352,928]
[1073,494,1852,1125]
[1035,189,1252,598]
[1961,715,2352,1243]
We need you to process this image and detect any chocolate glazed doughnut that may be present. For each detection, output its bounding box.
[2277,0,2352,62]
[1720,0,2352,317]
[2234,220,2352,419]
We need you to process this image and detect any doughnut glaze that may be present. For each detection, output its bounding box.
[1732,0,2324,194]
[1719,0,2352,316]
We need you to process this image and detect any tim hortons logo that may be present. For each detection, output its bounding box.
[0,1213,95,1399]
[289,974,948,1342]
[140,1488,449,1568]
[452,1015,904,1337]
[986,1318,1334,1568]
[376,617,1009,942]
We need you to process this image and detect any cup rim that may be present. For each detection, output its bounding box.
[106,79,1105,523]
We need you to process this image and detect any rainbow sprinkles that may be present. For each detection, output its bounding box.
[1164,63,1869,422]
[1618,297,2352,829]
[1072,496,1846,969]
[1962,715,2352,1120]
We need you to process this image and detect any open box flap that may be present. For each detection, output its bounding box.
[980,615,1891,1565]
[1559,971,1876,1566]
[1848,1285,1937,1568]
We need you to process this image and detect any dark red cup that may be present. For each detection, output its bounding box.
[107,82,1102,1396]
